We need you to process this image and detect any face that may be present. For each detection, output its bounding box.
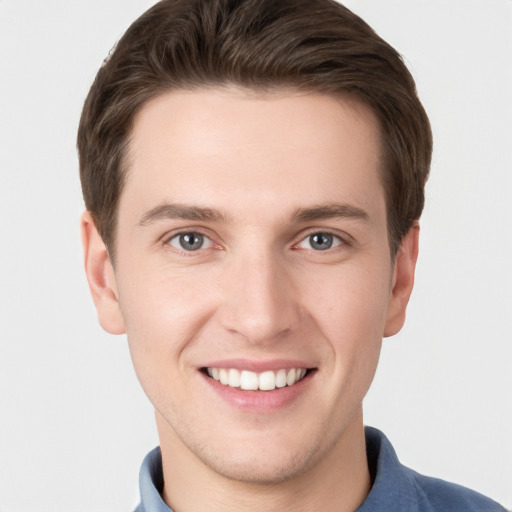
[83,87,417,484]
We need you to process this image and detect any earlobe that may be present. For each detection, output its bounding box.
[383,223,420,338]
[81,211,126,335]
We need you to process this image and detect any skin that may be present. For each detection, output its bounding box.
[82,88,419,512]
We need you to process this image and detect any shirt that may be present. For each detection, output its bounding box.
[134,427,507,511]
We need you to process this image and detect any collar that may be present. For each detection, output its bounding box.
[356,426,422,511]
[135,426,502,512]
[134,445,169,512]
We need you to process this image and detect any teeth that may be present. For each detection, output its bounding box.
[286,368,296,386]
[206,367,308,391]
[219,368,229,385]
[228,368,241,388]
[258,371,275,391]
[275,369,287,388]
[240,370,259,390]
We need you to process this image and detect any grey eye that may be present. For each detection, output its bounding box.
[309,233,333,250]
[298,232,342,251]
[168,232,211,251]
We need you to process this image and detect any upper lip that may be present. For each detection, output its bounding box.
[200,358,315,372]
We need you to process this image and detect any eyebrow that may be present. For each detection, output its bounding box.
[290,203,370,223]
[138,203,226,225]
[138,202,369,226]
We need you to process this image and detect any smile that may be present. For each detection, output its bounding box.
[205,367,308,391]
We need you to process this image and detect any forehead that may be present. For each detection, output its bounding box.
[121,88,385,224]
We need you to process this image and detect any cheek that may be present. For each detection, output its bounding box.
[116,269,216,384]
[303,262,390,388]
[306,261,391,339]
[119,263,214,331]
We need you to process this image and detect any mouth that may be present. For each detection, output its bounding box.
[201,367,313,391]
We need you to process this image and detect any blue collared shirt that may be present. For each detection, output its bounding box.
[134,427,507,511]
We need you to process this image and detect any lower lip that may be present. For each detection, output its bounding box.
[201,371,314,411]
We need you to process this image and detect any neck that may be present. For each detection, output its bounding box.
[157,409,371,512]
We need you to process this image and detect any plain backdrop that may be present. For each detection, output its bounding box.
[0,1,511,510]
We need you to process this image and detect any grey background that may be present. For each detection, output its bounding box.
[1,0,511,510]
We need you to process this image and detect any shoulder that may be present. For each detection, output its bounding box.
[361,427,507,512]
[408,467,507,512]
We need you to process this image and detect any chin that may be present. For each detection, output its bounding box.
[192,433,326,485]
[206,453,316,484]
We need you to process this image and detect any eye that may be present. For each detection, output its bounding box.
[167,232,212,251]
[298,232,343,251]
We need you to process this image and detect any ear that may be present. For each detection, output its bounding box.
[383,223,420,338]
[81,211,126,335]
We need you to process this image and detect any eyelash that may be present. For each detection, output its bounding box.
[163,229,349,256]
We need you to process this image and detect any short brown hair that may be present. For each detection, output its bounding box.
[78,0,432,258]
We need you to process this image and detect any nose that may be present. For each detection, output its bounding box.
[218,249,300,345]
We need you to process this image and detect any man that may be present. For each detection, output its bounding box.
[78,0,507,510]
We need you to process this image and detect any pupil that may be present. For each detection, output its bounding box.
[310,233,332,250]
[180,233,203,250]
